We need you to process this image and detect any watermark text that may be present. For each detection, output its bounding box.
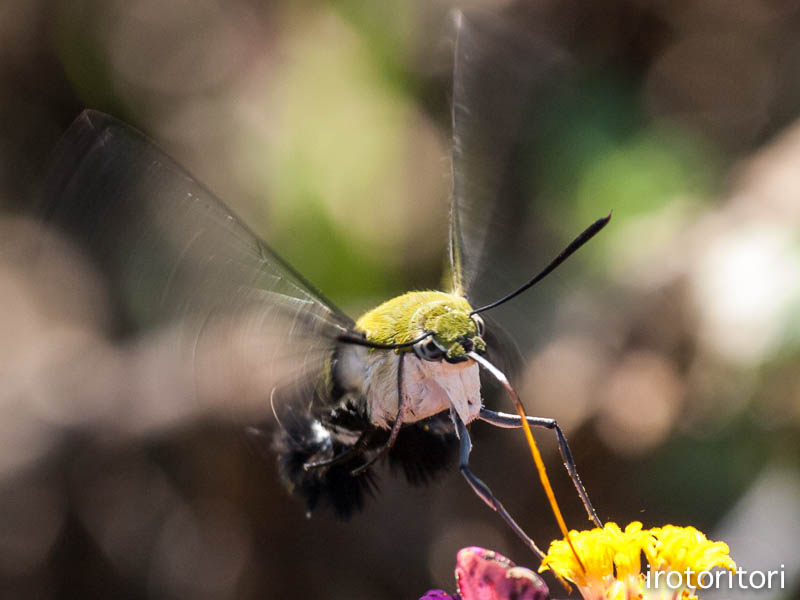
[645,565,785,591]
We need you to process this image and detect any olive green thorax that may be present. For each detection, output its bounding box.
[355,290,487,361]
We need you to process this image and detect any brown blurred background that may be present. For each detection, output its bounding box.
[2,0,800,598]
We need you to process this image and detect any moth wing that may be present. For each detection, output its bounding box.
[448,11,572,306]
[39,110,355,420]
[446,12,581,389]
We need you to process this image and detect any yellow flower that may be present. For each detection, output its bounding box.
[539,522,735,600]
[648,525,736,586]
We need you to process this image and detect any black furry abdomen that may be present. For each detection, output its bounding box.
[273,414,377,519]
[273,411,457,519]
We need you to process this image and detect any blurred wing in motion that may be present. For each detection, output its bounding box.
[39,110,355,418]
[448,12,571,308]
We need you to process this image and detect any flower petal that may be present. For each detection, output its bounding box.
[455,547,550,600]
[419,590,461,600]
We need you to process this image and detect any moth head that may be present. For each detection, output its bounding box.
[413,301,486,363]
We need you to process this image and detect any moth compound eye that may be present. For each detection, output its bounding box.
[472,314,485,336]
[414,336,445,361]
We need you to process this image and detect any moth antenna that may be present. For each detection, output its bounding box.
[468,351,586,576]
[470,214,611,316]
[336,331,433,350]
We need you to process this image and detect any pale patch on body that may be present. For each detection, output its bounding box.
[399,354,482,427]
[336,345,482,429]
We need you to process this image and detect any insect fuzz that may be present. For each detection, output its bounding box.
[350,291,487,427]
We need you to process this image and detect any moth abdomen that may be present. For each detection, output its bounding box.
[273,415,377,519]
[388,419,458,486]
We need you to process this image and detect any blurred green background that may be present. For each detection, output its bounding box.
[1,0,799,598]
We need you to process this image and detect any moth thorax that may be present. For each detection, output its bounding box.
[400,355,482,427]
[335,344,482,429]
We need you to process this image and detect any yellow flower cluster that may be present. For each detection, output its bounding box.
[539,522,735,600]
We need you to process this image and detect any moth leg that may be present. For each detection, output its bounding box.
[303,428,371,470]
[455,411,545,559]
[479,407,602,527]
[350,353,407,476]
